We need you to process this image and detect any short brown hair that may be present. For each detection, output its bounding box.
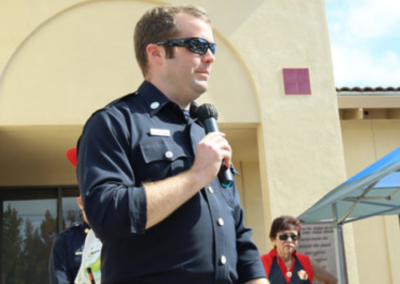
[269,216,302,240]
[134,4,211,76]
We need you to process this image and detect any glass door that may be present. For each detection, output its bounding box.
[1,187,80,284]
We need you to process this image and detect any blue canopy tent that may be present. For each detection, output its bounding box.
[298,146,400,283]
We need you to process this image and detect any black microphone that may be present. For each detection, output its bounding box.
[197,103,233,188]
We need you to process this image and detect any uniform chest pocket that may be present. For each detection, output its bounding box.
[139,140,189,180]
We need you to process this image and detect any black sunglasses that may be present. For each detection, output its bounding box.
[278,233,300,241]
[154,37,216,55]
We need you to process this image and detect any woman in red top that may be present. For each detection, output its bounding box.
[261,216,337,284]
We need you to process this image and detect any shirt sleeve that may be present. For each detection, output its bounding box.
[49,234,73,284]
[260,251,273,277]
[77,108,147,240]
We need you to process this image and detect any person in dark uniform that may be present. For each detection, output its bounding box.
[76,4,268,284]
[49,197,90,284]
[49,148,91,284]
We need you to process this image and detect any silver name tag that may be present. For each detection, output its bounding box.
[150,128,171,137]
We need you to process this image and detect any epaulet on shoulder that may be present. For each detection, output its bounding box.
[70,221,82,229]
[119,91,139,101]
[57,222,81,236]
[86,91,138,120]
[102,92,138,108]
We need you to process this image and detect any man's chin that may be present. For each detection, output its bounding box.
[194,80,209,93]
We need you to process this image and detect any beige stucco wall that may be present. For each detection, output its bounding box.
[341,120,400,284]
[0,0,379,283]
[0,0,259,125]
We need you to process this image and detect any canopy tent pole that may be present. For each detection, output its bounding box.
[341,205,400,225]
[337,181,377,224]
[343,186,400,202]
[333,203,347,284]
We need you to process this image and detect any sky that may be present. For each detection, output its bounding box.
[325,0,400,87]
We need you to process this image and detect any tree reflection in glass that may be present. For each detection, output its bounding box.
[2,198,81,284]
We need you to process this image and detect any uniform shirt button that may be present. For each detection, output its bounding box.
[217,218,224,226]
[165,151,173,159]
[150,102,160,109]
[208,186,214,193]
[220,255,227,265]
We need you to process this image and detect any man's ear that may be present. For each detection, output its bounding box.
[77,197,84,211]
[146,43,164,66]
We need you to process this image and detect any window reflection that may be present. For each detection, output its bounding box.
[63,197,83,229]
[1,187,80,284]
[3,199,57,284]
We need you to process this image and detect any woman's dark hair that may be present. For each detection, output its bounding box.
[269,216,302,240]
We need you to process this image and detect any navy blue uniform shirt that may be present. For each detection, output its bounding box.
[77,81,266,284]
[49,221,90,284]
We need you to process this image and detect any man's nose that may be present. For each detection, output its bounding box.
[202,48,215,63]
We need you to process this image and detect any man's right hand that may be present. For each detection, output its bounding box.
[190,132,232,189]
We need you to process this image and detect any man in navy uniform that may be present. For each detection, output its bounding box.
[77,4,268,284]
[49,149,90,284]
[49,197,90,284]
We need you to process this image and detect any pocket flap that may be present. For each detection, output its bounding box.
[140,140,187,164]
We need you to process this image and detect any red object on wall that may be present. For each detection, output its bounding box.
[282,68,311,95]
[66,148,78,167]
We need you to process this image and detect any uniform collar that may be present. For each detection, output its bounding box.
[136,81,170,117]
[137,81,199,120]
[270,247,298,257]
[83,221,91,230]
[83,222,91,234]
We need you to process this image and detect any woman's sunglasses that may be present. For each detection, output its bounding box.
[154,37,216,55]
[278,233,300,241]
